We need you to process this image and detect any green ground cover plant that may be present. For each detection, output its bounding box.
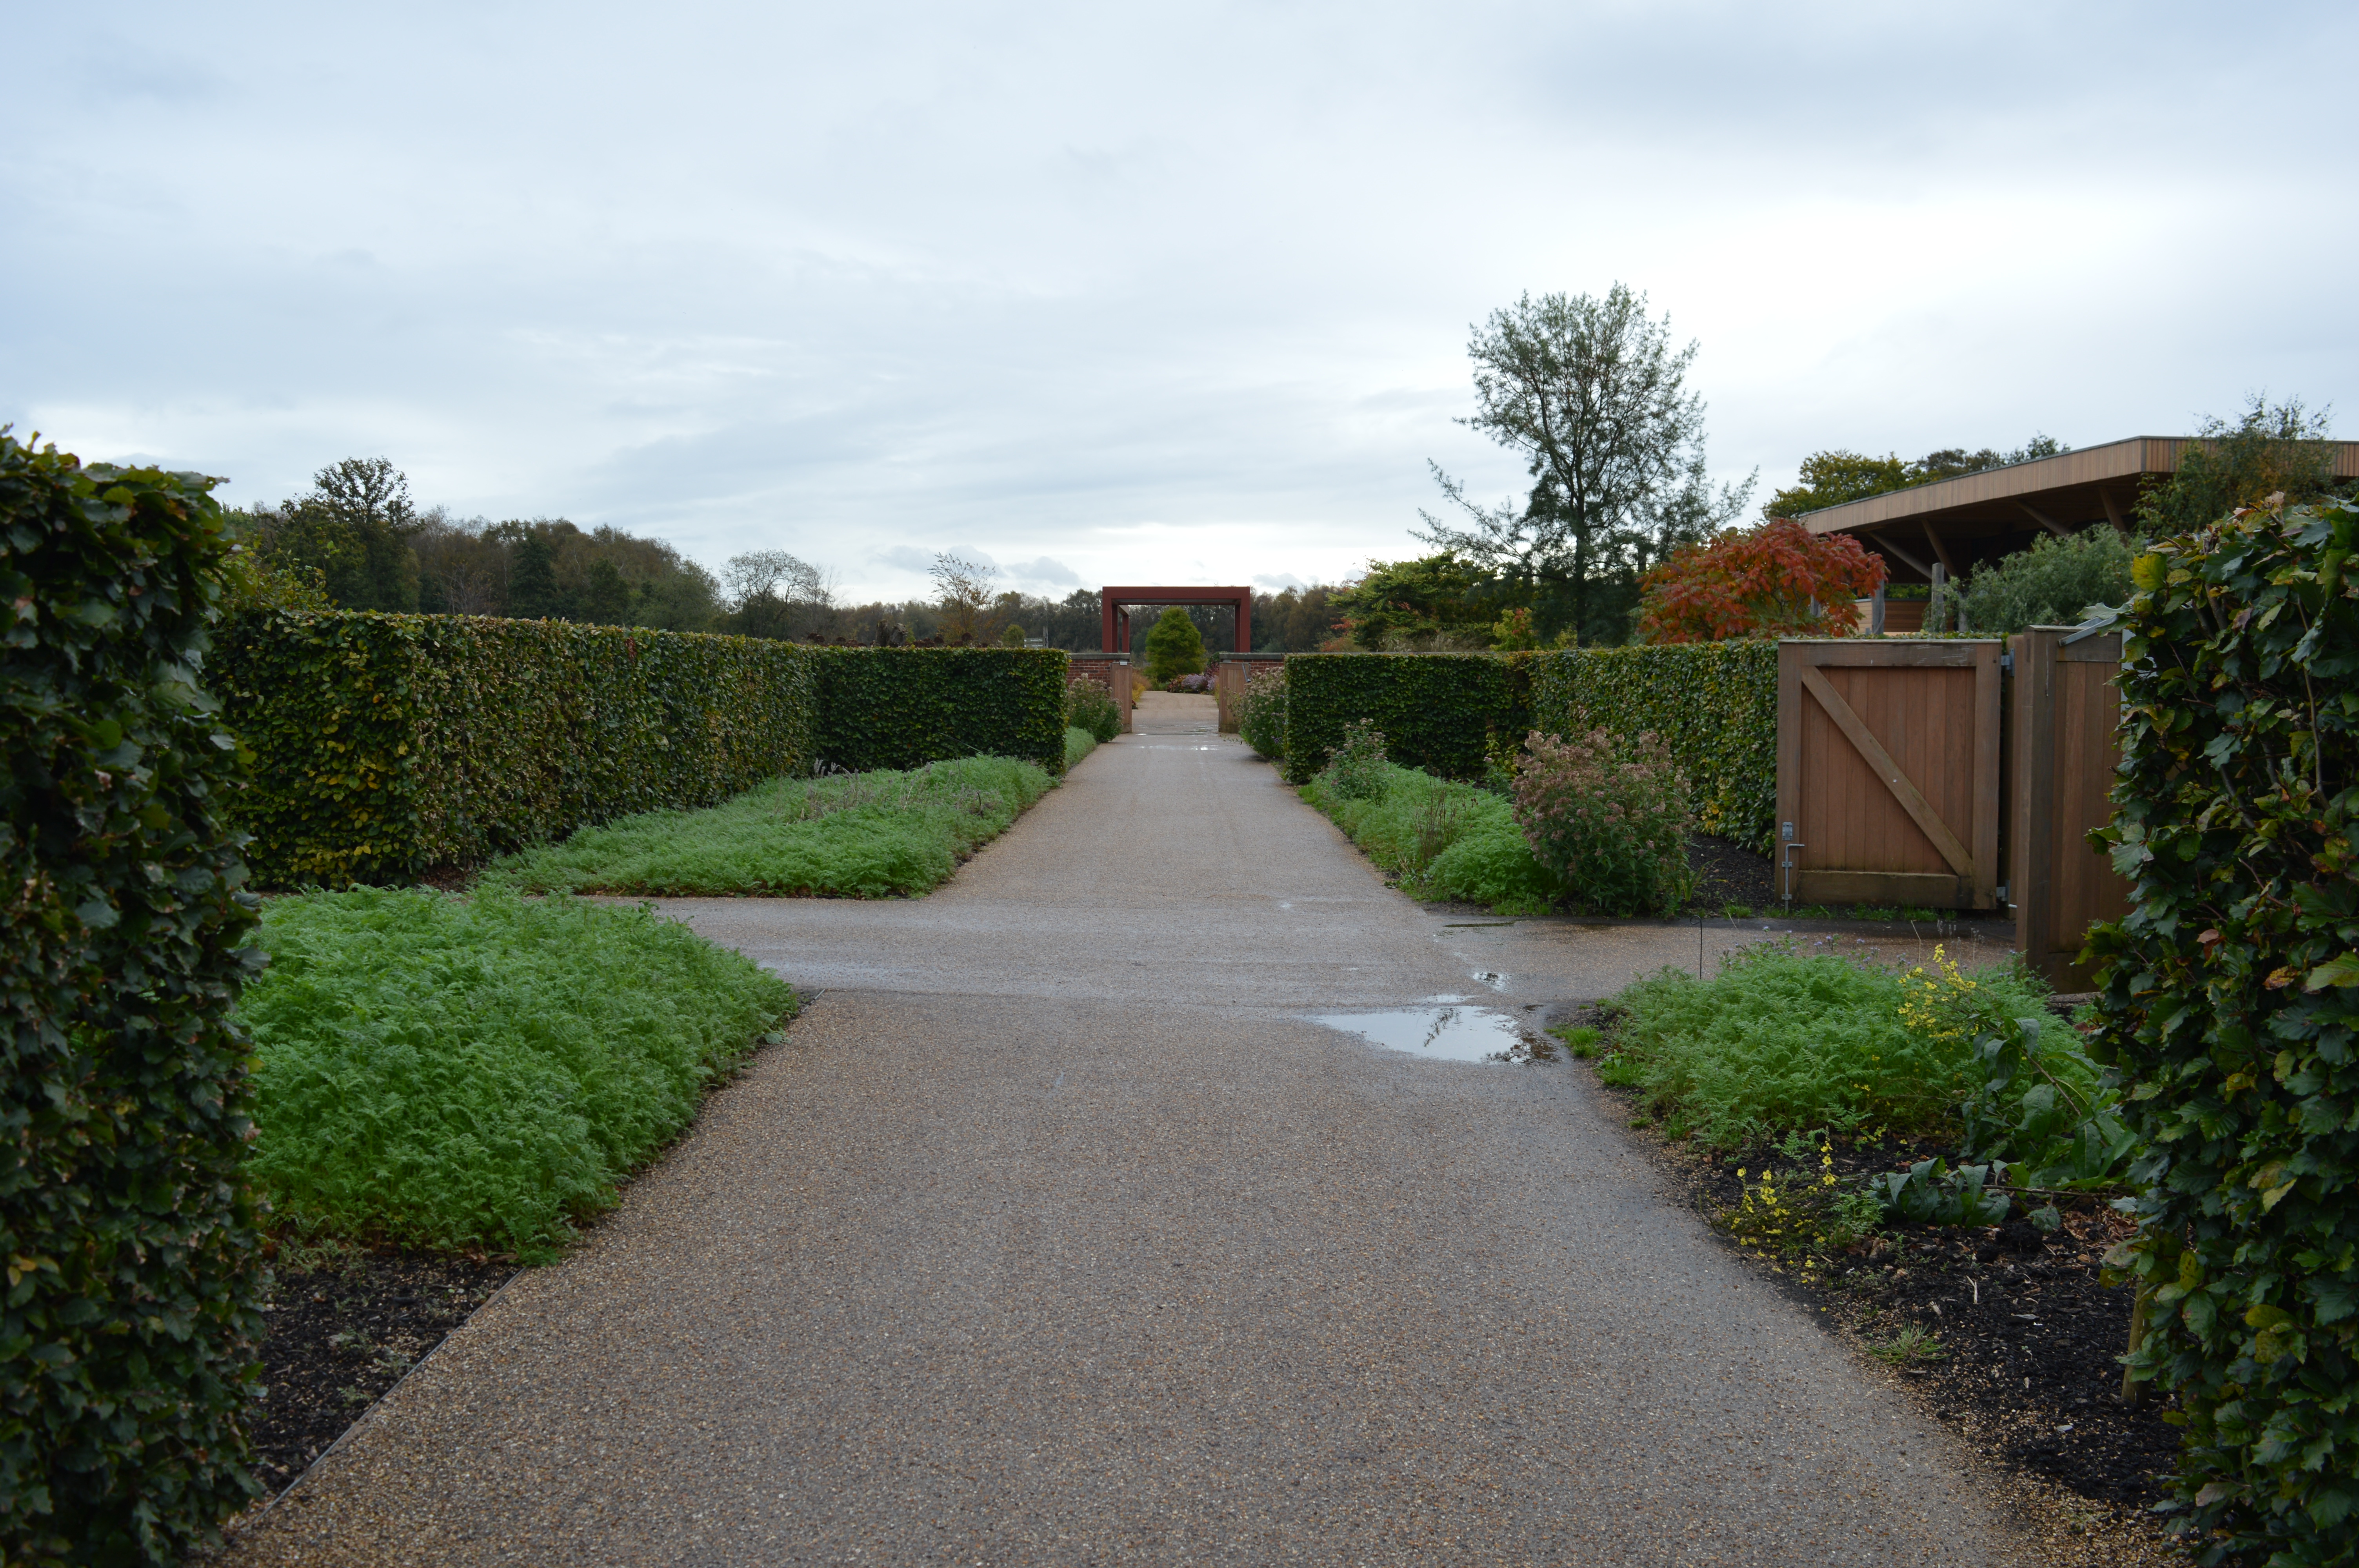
[1301,752,1562,915]
[1599,943,2056,1150]
[1063,724,1097,769]
[241,887,794,1259]
[482,755,1054,898]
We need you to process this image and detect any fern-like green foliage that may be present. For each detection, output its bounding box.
[482,755,1055,899]
[1604,944,2050,1150]
[241,888,794,1257]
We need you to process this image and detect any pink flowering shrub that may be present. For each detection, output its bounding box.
[1511,720,1694,915]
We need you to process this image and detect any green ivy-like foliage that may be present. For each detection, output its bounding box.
[0,435,266,1563]
[1280,654,1530,785]
[1531,642,1778,852]
[2090,499,2359,1564]
[211,612,819,886]
[814,647,1069,776]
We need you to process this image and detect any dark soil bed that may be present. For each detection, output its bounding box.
[1683,833,1777,913]
[249,1249,513,1490]
[1559,1001,2187,1559]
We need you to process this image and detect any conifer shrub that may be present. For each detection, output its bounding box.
[1142,606,1207,684]
[0,434,265,1563]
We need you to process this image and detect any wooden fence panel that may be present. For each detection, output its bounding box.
[2010,627,2133,989]
[1776,640,2003,910]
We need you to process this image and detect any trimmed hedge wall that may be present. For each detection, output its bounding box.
[213,612,818,886]
[2091,499,2359,1562]
[1278,644,1777,852]
[814,646,1069,776]
[1,438,265,1561]
[1530,642,1778,853]
[1280,654,1529,785]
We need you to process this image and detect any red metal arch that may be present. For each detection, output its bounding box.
[1101,586,1252,653]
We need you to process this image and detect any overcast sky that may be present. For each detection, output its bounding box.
[4,2,2351,603]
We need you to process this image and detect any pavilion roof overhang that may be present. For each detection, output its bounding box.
[1790,435,2359,583]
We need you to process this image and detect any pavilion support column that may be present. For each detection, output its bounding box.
[1921,523,1957,578]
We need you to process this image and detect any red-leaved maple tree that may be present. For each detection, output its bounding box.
[1634,519,1887,643]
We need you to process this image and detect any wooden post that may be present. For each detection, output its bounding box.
[1870,581,1886,635]
[2010,628,2060,980]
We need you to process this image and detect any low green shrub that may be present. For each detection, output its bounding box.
[1529,641,1777,851]
[1957,525,2137,636]
[1064,675,1121,743]
[1602,944,2052,1150]
[2090,497,2359,1561]
[1316,719,1391,802]
[213,611,818,887]
[1064,724,1097,769]
[814,646,1068,776]
[482,755,1054,899]
[1237,665,1286,760]
[2,436,266,1562]
[1512,720,1694,916]
[1301,762,1561,914]
[1281,653,1527,784]
[241,887,794,1258]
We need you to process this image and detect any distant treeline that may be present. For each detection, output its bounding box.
[229,457,1350,651]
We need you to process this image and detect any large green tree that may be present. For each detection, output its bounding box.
[2135,396,2340,534]
[245,456,422,611]
[1763,435,2066,519]
[1327,553,1494,650]
[1415,285,1754,646]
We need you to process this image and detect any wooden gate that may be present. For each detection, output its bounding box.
[1776,640,2003,911]
[2008,627,2133,988]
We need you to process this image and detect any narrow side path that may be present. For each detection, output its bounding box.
[230,730,2014,1566]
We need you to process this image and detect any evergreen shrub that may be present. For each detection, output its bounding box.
[814,646,1068,777]
[0,436,265,1562]
[2091,498,2359,1562]
[1142,606,1206,684]
[213,611,818,887]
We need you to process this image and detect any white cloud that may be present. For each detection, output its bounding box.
[2,1,2352,607]
[1007,557,1081,588]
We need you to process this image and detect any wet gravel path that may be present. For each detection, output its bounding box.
[227,728,2014,1565]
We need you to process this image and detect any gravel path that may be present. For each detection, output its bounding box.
[227,722,2016,1565]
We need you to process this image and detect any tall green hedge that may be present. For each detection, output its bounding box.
[2091,498,2359,1563]
[1280,653,1529,785]
[1277,644,1777,851]
[814,646,1069,776]
[0,437,265,1563]
[212,612,818,887]
[1530,642,1778,852]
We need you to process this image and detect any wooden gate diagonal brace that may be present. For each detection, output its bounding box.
[1796,662,1976,880]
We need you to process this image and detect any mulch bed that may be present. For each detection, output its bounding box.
[1684,833,1779,913]
[248,1249,514,1491]
[1558,1001,2190,1561]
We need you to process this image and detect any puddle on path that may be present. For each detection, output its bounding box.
[1307,1004,1549,1064]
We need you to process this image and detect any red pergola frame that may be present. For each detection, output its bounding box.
[1100,585,1253,653]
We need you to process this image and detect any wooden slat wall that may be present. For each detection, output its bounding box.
[1776,640,2003,910]
[2010,628,2133,988]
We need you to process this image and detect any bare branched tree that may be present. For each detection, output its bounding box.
[929,553,999,645]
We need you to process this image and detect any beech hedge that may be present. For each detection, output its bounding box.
[1279,654,1528,785]
[1530,642,1778,852]
[213,612,819,887]
[1276,644,1777,851]
[813,646,1069,776]
[0,436,265,1563]
[2091,498,2359,1563]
